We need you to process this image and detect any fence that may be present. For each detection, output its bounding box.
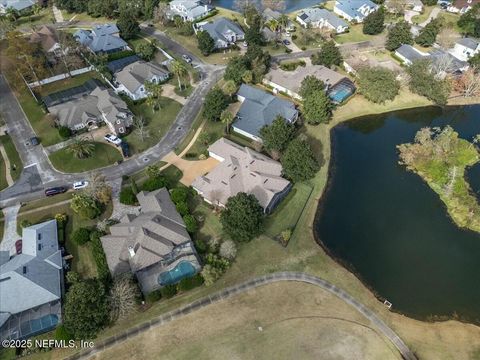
[27,66,94,88]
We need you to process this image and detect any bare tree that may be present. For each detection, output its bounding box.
[109,274,139,322]
[386,0,406,16]
[133,116,151,142]
[436,26,460,50]
[430,54,454,80]
[153,2,169,25]
[454,68,480,97]
[261,0,286,11]
[85,172,112,205]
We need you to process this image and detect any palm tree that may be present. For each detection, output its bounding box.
[278,14,289,32]
[67,138,95,159]
[220,109,234,134]
[145,81,163,111]
[171,59,188,90]
[222,80,237,100]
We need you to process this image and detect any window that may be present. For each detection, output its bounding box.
[38,244,42,251]
[37,233,41,240]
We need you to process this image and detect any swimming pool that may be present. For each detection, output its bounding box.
[158,261,196,286]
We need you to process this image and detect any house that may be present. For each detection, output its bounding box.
[263,65,356,103]
[263,7,295,30]
[0,0,36,14]
[167,0,214,22]
[430,49,470,73]
[100,189,201,294]
[0,220,63,341]
[395,44,428,65]
[297,8,349,33]
[45,79,133,134]
[334,0,379,22]
[29,25,61,55]
[233,84,298,142]
[450,37,480,62]
[406,0,423,12]
[74,24,128,54]
[114,60,170,100]
[447,0,480,13]
[192,138,292,214]
[196,17,245,49]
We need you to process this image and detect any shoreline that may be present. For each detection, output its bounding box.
[309,100,480,327]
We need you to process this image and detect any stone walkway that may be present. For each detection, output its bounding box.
[65,272,417,360]
[0,144,13,186]
[1,204,21,256]
[162,84,187,105]
[109,178,140,221]
[52,6,64,23]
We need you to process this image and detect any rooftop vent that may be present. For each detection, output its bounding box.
[128,246,135,258]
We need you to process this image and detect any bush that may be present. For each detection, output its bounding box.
[54,325,73,341]
[90,231,111,284]
[141,176,168,192]
[160,284,177,299]
[146,289,162,303]
[119,187,137,205]
[177,274,204,292]
[57,222,66,244]
[20,219,32,229]
[176,201,189,216]
[107,50,136,61]
[219,239,237,260]
[170,187,189,204]
[194,238,208,253]
[71,227,91,245]
[58,126,72,139]
[183,214,197,233]
[200,264,224,286]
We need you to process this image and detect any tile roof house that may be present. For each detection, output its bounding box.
[232,84,298,142]
[197,17,245,49]
[334,0,379,22]
[450,37,480,62]
[0,220,63,341]
[46,80,133,135]
[447,0,480,13]
[395,44,428,65]
[0,0,36,14]
[192,138,292,214]
[29,25,61,55]
[167,0,214,21]
[100,189,201,294]
[296,7,349,33]
[74,24,128,54]
[114,60,170,100]
[263,65,356,102]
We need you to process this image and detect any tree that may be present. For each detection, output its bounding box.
[135,41,156,61]
[244,11,264,46]
[458,4,480,36]
[67,138,95,159]
[386,21,413,51]
[220,192,264,242]
[406,59,451,105]
[299,75,325,99]
[71,193,102,219]
[119,187,137,205]
[262,0,286,11]
[311,41,342,68]
[303,90,333,125]
[436,25,460,50]
[197,30,216,55]
[153,2,169,25]
[469,52,480,68]
[259,116,296,154]
[145,80,163,111]
[421,0,437,5]
[117,13,140,40]
[363,8,385,35]
[183,214,198,233]
[108,274,139,322]
[220,109,234,134]
[201,264,223,286]
[203,87,229,121]
[415,18,442,47]
[0,17,15,39]
[170,59,188,89]
[454,68,480,97]
[225,56,250,85]
[63,278,109,339]
[357,67,400,103]
[71,227,92,245]
[85,172,111,205]
[58,126,72,139]
[282,138,319,182]
[222,79,238,99]
[219,239,237,260]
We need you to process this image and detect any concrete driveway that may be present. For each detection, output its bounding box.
[161,152,219,186]
[404,10,420,24]
[419,7,441,27]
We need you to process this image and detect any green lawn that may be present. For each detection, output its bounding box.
[124,97,182,154]
[0,134,23,181]
[412,5,435,24]
[335,24,383,44]
[35,71,100,98]
[0,156,8,191]
[185,119,226,158]
[60,11,110,23]
[49,142,122,173]
[14,8,54,30]
[19,192,73,214]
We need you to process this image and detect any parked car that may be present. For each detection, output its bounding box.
[15,240,22,255]
[182,54,192,63]
[104,133,122,146]
[283,39,291,45]
[120,141,130,158]
[45,186,67,197]
[29,137,39,146]
[73,180,89,190]
[242,41,248,47]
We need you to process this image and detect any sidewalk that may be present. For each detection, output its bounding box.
[0,144,14,186]
[1,204,21,255]
[52,6,64,23]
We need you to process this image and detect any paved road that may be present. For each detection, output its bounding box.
[64,272,416,360]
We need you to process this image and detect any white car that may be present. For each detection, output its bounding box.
[182,54,192,63]
[104,133,122,146]
[73,181,89,190]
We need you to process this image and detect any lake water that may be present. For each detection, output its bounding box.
[211,0,324,12]
[315,105,480,322]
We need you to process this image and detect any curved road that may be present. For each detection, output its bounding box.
[65,272,416,360]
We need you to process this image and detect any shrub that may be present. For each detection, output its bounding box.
[20,219,32,229]
[201,264,224,286]
[183,214,198,233]
[177,274,204,292]
[194,238,208,253]
[90,231,111,284]
[219,239,237,260]
[280,229,292,246]
[176,201,189,216]
[146,289,162,303]
[160,284,177,299]
[58,126,72,139]
[142,176,168,192]
[71,227,91,245]
[170,187,189,204]
[54,325,73,341]
[119,187,137,205]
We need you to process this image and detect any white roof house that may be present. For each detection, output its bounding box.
[0,0,36,14]
[296,7,349,33]
[334,0,379,22]
[450,37,480,62]
[167,0,214,21]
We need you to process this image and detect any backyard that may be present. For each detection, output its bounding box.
[34,71,100,98]
[49,142,122,173]
[335,24,383,44]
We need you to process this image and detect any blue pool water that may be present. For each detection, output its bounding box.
[20,314,58,339]
[158,261,196,285]
[329,85,354,103]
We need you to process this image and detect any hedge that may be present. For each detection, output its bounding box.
[177,274,203,292]
[90,231,111,284]
[107,50,136,61]
[71,227,92,245]
[146,289,162,304]
[160,284,177,299]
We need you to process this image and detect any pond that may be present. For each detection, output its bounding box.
[315,105,480,323]
[211,0,324,12]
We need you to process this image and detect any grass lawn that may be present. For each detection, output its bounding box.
[49,142,122,173]
[14,8,54,30]
[35,71,100,98]
[127,164,182,189]
[0,157,7,191]
[0,134,23,181]
[185,119,225,157]
[174,112,204,155]
[61,11,110,23]
[19,192,73,214]
[412,5,435,24]
[124,97,182,154]
[335,24,383,44]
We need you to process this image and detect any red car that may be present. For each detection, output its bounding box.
[15,239,22,255]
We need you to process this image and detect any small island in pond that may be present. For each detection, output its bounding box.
[398,126,480,233]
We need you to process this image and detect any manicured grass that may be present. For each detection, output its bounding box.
[14,8,54,30]
[19,192,73,213]
[49,142,122,173]
[174,112,204,155]
[185,119,225,157]
[0,157,7,191]
[411,5,435,24]
[335,24,383,44]
[61,11,110,23]
[35,71,100,98]
[174,84,194,97]
[0,134,23,181]
[124,97,182,154]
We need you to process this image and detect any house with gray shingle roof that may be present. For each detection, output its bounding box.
[192,138,292,214]
[101,189,201,294]
[334,0,379,22]
[197,17,245,49]
[297,7,349,33]
[167,0,214,22]
[0,220,63,341]
[114,60,170,100]
[0,0,36,14]
[395,44,428,65]
[233,84,298,142]
[263,7,295,30]
[74,24,128,54]
[450,37,480,62]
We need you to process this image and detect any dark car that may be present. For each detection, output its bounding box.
[45,186,67,197]
[120,141,130,158]
[283,39,291,45]
[15,240,22,255]
[29,137,39,146]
